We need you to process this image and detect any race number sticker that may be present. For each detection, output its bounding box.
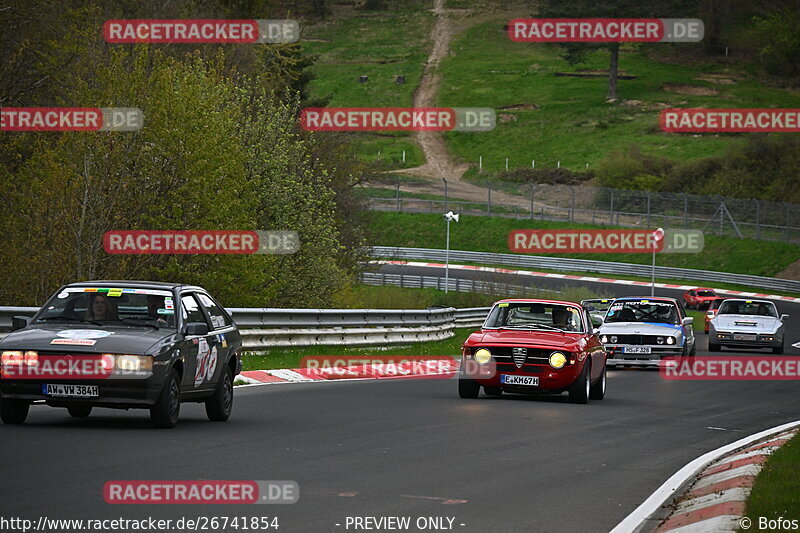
[205,346,218,382]
[194,337,210,386]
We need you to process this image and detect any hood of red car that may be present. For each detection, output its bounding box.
[475,330,580,349]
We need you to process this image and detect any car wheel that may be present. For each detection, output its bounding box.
[0,398,30,425]
[484,387,502,396]
[708,340,721,352]
[772,341,784,355]
[569,361,590,404]
[206,366,233,421]
[458,378,480,399]
[690,341,697,357]
[151,369,181,429]
[67,405,92,418]
[589,363,606,400]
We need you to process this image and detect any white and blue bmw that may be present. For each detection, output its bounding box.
[597,297,696,367]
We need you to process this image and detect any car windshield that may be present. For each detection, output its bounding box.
[604,300,680,324]
[583,299,613,313]
[709,299,727,310]
[484,302,584,332]
[718,301,777,317]
[697,290,716,297]
[35,287,177,329]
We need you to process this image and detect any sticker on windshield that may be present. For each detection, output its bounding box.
[498,303,509,307]
[157,308,174,315]
[57,330,113,339]
[57,291,69,299]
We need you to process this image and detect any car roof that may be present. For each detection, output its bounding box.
[614,296,678,303]
[494,298,585,307]
[66,280,205,292]
[692,288,716,291]
[719,298,775,305]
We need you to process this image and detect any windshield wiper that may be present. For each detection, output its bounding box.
[38,315,103,326]
[500,324,565,332]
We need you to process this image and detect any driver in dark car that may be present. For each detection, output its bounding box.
[146,295,169,326]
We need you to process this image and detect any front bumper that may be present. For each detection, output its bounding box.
[605,344,684,366]
[467,361,583,392]
[714,332,781,349]
[0,373,167,408]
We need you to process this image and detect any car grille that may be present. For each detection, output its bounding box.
[473,346,558,372]
[608,335,667,345]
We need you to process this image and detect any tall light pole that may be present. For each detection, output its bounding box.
[651,227,664,296]
[444,211,460,294]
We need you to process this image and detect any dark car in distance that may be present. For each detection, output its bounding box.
[0,281,242,428]
[459,299,607,404]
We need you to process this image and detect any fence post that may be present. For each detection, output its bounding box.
[530,184,535,220]
[785,203,790,242]
[755,199,761,240]
[443,178,448,212]
[683,194,688,228]
[609,188,614,226]
[570,186,576,222]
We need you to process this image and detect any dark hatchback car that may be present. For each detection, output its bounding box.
[459,299,607,404]
[0,281,242,428]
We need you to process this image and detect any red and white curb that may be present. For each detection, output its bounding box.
[611,420,800,533]
[236,359,459,386]
[374,261,800,304]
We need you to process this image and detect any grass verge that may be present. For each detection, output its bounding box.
[741,431,800,530]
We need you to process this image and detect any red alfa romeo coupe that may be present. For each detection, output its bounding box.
[459,299,607,404]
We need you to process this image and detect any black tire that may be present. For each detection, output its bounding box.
[458,378,480,399]
[205,366,234,421]
[569,361,590,404]
[0,398,30,424]
[67,405,92,418]
[772,341,784,355]
[484,387,502,397]
[150,369,181,429]
[708,340,721,352]
[690,340,697,357]
[589,363,606,400]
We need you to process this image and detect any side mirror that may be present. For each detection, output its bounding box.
[780,314,789,322]
[591,315,603,327]
[184,322,209,336]
[682,317,694,326]
[11,316,32,331]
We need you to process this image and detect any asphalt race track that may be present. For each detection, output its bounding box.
[0,266,798,533]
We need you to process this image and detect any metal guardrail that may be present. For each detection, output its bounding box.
[370,247,800,294]
[0,306,491,348]
[359,271,544,298]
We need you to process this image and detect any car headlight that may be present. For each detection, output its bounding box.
[610,335,618,343]
[549,351,567,369]
[473,348,491,365]
[114,355,153,372]
[600,335,608,343]
[667,336,676,345]
[656,337,664,345]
